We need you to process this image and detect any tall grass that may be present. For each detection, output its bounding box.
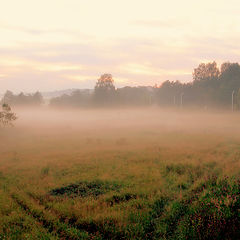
[0,109,240,239]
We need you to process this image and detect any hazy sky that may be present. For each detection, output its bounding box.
[0,0,240,92]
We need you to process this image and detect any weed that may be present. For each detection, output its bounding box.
[41,167,50,177]
[49,180,122,198]
[106,193,138,206]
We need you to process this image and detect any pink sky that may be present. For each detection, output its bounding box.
[0,0,240,92]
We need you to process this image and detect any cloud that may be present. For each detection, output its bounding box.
[0,0,240,93]
[1,33,240,93]
[134,19,187,29]
[0,22,94,39]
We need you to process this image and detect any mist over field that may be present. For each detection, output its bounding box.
[8,107,240,136]
[3,107,238,141]
[1,0,240,239]
[1,107,240,239]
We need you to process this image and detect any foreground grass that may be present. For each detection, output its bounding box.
[0,109,240,239]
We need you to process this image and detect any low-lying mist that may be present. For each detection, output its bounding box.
[1,107,240,240]
[8,107,240,138]
[2,107,240,165]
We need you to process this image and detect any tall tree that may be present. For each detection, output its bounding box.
[218,62,240,106]
[193,61,219,82]
[192,62,220,106]
[94,74,116,105]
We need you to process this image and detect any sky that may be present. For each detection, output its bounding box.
[0,0,240,93]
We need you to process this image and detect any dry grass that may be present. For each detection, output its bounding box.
[0,108,239,239]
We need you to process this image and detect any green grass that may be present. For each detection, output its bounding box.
[49,180,122,198]
[0,109,240,239]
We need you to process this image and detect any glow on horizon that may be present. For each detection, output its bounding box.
[0,0,240,92]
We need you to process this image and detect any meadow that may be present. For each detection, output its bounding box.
[0,108,239,239]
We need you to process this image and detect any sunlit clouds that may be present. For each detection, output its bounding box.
[0,0,240,92]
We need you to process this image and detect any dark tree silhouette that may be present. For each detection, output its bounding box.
[94,74,116,105]
[4,62,239,110]
[50,90,91,108]
[218,62,240,106]
[116,86,153,106]
[193,61,219,82]
[1,91,44,106]
[155,61,240,109]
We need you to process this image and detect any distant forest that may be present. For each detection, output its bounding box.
[2,61,240,109]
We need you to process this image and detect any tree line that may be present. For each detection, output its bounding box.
[157,61,240,109]
[1,91,43,106]
[1,61,240,109]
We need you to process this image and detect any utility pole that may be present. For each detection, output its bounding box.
[180,93,184,108]
[232,90,235,112]
[173,95,176,106]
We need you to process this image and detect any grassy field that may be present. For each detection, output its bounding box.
[0,108,239,239]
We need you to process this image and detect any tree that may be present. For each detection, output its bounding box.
[191,62,220,106]
[2,90,15,104]
[1,91,44,106]
[49,90,91,108]
[94,74,116,105]
[157,80,185,106]
[95,74,115,91]
[32,91,44,105]
[116,86,153,106]
[218,62,240,106]
[0,103,17,127]
[193,61,219,82]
